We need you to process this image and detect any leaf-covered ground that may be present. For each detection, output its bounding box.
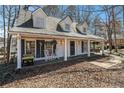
[1,55,124,88]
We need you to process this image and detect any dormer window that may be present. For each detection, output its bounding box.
[34,17,46,28]
[65,24,70,31]
[83,27,86,32]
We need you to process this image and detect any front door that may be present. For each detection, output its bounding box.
[36,40,45,58]
[70,41,75,56]
[81,41,84,53]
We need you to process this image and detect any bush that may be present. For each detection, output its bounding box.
[122,60,124,63]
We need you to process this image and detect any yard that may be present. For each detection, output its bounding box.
[0,54,124,88]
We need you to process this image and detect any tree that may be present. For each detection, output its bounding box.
[1,5,20,63]
[42,5,60,17]
[112,6,118,52]
[2,5,6,62]
[64,5,77,21]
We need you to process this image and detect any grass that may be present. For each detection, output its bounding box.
[0,62,16,85]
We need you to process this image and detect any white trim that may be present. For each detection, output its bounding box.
[88,39,90,57]
[10,31,104,41]
[17,34,22,69]
[67,39,70,57]
[64,38,67,61]
[35,40,36,58]
[34,56,58,61]
[32,8,47,16]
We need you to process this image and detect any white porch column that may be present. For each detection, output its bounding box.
[88,40,90,57]
[17,34,22,69]
[64,38,67,61]
[102,41,104,55]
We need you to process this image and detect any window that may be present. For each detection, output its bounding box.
[65,24,70,31]
[44,40,57,57]
[26,41,35,56]
[83,27,86,32]
[45,41,53,56]
[81,41,84,53]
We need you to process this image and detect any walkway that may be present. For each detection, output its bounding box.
[90,54,122,69]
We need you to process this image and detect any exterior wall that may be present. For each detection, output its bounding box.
[76,40,81,55]
[83,41,88,54]
[33,9,47,28]
[56,40,64,58]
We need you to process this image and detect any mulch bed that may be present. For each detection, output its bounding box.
[1,55,124,88]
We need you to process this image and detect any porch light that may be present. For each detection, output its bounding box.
[60,40,64,45]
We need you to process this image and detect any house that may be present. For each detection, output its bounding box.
[94,20,124,48]
[111,33,124,48]
[0,37,4,49]
[9,6,104,69]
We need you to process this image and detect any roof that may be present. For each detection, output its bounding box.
[18,19,33,28]
[112,34,124,40]
[10,27,104,41]
[10,8,104,41]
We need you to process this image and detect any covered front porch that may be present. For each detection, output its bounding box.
[16,33,104,69]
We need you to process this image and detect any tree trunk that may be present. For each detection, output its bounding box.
[112,6,118,52]
[6,6,11,63]
[6,6,20,63]
[3,5,6,63]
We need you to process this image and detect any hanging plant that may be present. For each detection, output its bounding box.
[45,40,57,45]
[52,40,57,45]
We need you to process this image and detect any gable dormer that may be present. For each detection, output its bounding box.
[58,16,73,32]
[32,8,47,29]
[76,21,88,34]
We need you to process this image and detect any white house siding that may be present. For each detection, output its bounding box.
[33,8,47,28]
[77,40,81,55]
[67,39,70,57]
[83,41,88,54]
[56,40,64,58]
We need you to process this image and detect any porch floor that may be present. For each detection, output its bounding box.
[23,53,102,68]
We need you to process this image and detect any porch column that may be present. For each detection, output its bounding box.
[88,40,90,57]
[17,34,22,69]
[102,41,104,55]
[64,38,67,61]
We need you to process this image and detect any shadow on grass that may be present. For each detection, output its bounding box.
[0,54,109,86]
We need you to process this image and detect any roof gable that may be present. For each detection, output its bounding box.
[32,8,47,17]
[76,21,88,34]
[58,16,73,32]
